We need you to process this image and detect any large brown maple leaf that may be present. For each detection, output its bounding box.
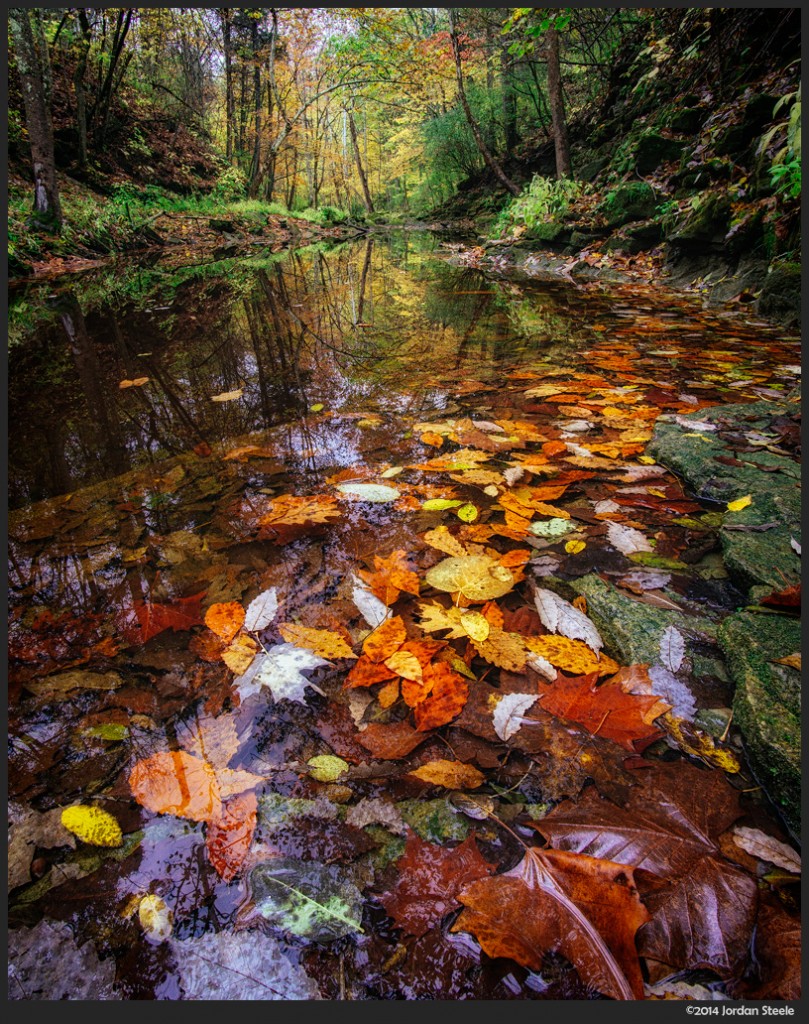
[379,832,496,937]
[452,845,648,1000]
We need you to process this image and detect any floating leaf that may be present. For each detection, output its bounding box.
[456,503,479,523]
[129,751,222,823]
[335,482,400,502]
[363,615,407,663]
[384,650,423,682]
[138,894,174,944]
[492,693,539,741]
[522,635,618,678]
[241,644,331,704]
[426,554,515,602]
[279,623,357,660]
[730,826,801,874]
[60,805,123,847]
[421,498,463,511]
[380,833,496,937]
[357,549,420,606]
[408,759,485,789]
[452,846,647,1000]
[221,633,260,675]
[307,755,350,783]
[243,587,279,631]
[204,601,246,643]
[565,539,586,554]
[460,611,489,643]
[607,521,653,555]
[210,389,243,402]
[726,494,752,512]
[530,517,575,538]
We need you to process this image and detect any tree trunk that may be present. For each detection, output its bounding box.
[221,8,235,164]
[248,18,262,196]
[93,8,133,146]
[448,9,520,197]
[546,27,571,178]
[73,10,92,170]
[348,108,374,214]
[9,8,62,231]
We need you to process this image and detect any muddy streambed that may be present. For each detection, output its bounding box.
[7,232,801,1000]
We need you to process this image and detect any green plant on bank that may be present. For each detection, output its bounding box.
[759,80,801,200]
[495,175,585,239]
[211,165,248,202]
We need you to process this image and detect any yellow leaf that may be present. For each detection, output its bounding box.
[425,554,516,602]
[522,635,618,677]
[60,805,123,847]
[279,623,357,660]
[638,456,656,465]
[727,494,752,512]
[408,759,485,789]
[460,611,490,643]
[565,539,586,554]
[773,653,801,670]
[221,633,260,675]
[384,650,423,682]
[307,755,350,782]
[663,714,740,772]
[138,894,174,944]
[310,403,324,412]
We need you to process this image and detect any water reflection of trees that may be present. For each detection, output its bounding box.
[9,235,595,509]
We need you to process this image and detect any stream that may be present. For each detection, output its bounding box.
[7,232,801,1001]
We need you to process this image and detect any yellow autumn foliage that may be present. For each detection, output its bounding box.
[60,804,123,847]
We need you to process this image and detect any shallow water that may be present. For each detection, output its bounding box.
[7,233,801,1000]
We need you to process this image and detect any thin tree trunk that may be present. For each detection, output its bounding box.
[348,108,374,213]
[501,44,518,153]
[248,18,262,195]
[221,8,235,164]
[448,9,520,197]
[93,8,133,146]
[546,27,571,177]
[10,8,62,231]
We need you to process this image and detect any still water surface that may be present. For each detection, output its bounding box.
[7,233,801,1000]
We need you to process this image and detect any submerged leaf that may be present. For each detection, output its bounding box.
[60,805,123,848]
[335,482,401,502]
[129,751,222,823]
[243,644,331,704]
[250,857,364,941]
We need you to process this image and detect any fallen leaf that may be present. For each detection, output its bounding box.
[380,833,496,937]
[129,751,222,822]
[426,554,516,602]
[452,845,647,999]
[243,587,279,631]
[726,494,752,512]
[533,587,603,654]
[204,601,246,643]
[138,894,174,944]
[607,521,653,555]
[210,389,244,402]
[236,644,331,704]
[659,625,685,674]
[335,482,401,502]
[352,574,393,628]
[407,759,485,789]
[221,633,260,675]
[358,550,420,606]
[522,635,618,678]
[280,623,357,660]
[729,826,800,874]
[492,692,539,741]
[206,791,257,882]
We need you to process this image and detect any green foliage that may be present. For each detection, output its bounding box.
[495,175,584,238]
[761,82,801,200]
[211,165,248,202]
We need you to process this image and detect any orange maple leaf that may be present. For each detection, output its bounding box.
[204,601,246,643]
[358,550,421,606]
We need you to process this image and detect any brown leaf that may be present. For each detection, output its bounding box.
[379,833,496,937]
[536,670,667,751]
[205,790,257,882]
[357,720,427,759]
[257,494,341,543]
[407,759,485,789]
[129,751,222,823]
[728,899,801,1000]
[534,762,758,976]
[452,846,648,999]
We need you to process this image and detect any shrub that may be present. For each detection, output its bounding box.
[212,165,248,202]
[495,175,584,238]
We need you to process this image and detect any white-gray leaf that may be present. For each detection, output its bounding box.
[532,587,603,653]
[239,644,331,704]
[244,586,278,631]
[659,625,685,674]
[493,693,539,741]
[607,521,653,555]
[351,574,391,628]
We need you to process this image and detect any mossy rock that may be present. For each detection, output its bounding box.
[669,192,732,246]
[596,182,657,228]
[604,219,663,254]
[647,401,801,593]
[717,611,801,838]
[567,574,722,669]
[755,262,801,328]
[634,132,687,175]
